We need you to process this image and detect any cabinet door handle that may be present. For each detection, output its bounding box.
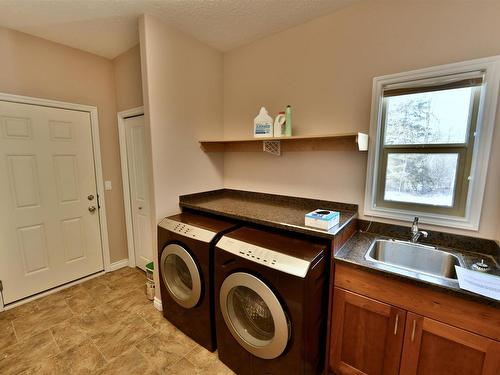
[411,319,417,342]
[393,314,399,335]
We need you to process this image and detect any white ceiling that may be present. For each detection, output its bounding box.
[0,0,359,59]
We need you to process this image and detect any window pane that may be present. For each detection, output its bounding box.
[384,153,458,207]
[384,87,473,145]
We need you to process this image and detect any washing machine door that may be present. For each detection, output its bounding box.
[160,243,202,309]
[220,272,290,359]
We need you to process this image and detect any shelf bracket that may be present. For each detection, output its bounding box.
[356,132,369,151]
[263,140,281,156]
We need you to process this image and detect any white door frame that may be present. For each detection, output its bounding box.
[117,106,144,268]
[0,92,112,311]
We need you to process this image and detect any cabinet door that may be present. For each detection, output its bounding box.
[330,288,406,375]
[400,312,500,375]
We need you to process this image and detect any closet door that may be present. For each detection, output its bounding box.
[124,115,152,271]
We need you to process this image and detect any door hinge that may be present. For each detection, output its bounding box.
[0,280,3,292]
[97,194,101,209]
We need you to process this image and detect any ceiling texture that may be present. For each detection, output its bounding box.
[0,0,359,59]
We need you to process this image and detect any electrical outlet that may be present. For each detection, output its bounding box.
[104,181,112,191]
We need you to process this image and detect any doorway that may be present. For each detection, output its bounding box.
[0,93,110,307]
[118,107,153,271]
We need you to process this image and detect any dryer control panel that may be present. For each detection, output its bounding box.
[216,236,311,278]
[159,218,216,243]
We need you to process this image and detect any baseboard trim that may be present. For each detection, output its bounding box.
[154,297,163,311]
[108,259,130,272]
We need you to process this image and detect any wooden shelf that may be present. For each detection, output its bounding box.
[199,132,368,154]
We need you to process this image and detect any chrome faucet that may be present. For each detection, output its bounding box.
[410,217,428,243]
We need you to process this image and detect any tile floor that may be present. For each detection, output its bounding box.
[0,267,234,374]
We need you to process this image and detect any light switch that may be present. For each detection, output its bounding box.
[105,180,112,191]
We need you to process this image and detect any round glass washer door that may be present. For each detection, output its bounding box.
[220,272,290,359]
[160,244,201,309]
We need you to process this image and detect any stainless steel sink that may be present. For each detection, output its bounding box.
[365,239,464,280]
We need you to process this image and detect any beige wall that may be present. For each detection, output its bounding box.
[113,45,143,112]
[139,15,224,296]
[223,0,500,240]
[0,27,128,262]
[139,15,224,221]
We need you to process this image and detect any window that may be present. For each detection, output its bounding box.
[365,57,500,230]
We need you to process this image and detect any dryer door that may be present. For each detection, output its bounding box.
[160,243,202,308]
[220,272,290,359]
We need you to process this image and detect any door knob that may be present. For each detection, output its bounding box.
[138,207,143,210]
[88,206,96,213]
[88,194,95,201]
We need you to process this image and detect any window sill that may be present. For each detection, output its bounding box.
[363,206,479,231]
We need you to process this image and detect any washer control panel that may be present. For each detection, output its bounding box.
[159,218,216,243]
[216,236,311,278]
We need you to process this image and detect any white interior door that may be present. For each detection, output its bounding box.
[0,101,104,304]
[124,115,153,271]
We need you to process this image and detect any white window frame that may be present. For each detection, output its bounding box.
[364,56,500,230]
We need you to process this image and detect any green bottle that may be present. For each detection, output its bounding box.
[285,105,292,136]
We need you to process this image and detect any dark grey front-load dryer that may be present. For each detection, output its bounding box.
[157,212,237,351]
[214,226,328,374]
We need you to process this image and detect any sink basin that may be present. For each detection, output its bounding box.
[365,239,463,280]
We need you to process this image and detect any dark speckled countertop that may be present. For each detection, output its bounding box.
[335,228,500,307]
[179,189,499,306]
[179,189,358,240]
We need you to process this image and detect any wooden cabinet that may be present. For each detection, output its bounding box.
[329,288,406,375]
[400,313,500,375]
[333,264,500,342]
[330,289,500,375]
[329,265,500,375]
